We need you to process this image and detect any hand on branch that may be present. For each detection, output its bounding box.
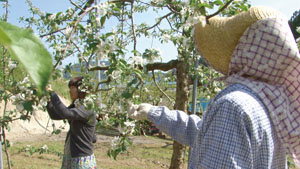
[127,102,153,120]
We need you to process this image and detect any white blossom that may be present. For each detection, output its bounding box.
[111,70,122,79]
[97,2,109,16]
[67,7,73,16]
[96,39,111,60]
[124,121,135,127]
[100,62,106,66]
[133,95,140,99]
[10,95,16,101]
[16,93,25,100]
[21,76,30,84]
[41,144,48,151]
[25,145,31,151]
[110,43,118,51]
[16,103,24,112]
[40,96,48,107]
[198,16,207,27]
[32,105,39,111]
[183,15,206,31]
[159,98,163,103]
[64,26,72,37]
[117,125,125,135]
[150,48,162,62]
[215,87,222,93]
[183,37,191,47]
[111,136,120,148]
[74,99,81,108]
[48,14,56,21]
[162,34,171,42]
[84,95,95,106]
[151,0,164,4]
[8,61,17,70]
[44,35,50,39]
[131,56,145,66]
[103,114,109,120]
[85,23,92,34]
[54,44,64,52]
[180,7,188,16]
[96,16,101,26]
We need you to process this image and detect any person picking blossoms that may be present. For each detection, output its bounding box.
[46,76,97,169]
[128,6,300,168]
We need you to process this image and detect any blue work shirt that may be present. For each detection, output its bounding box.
[148,84,287,169]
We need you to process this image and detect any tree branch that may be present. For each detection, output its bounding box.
[166,16,180,33]
[151,70,175,103]
[167,4,180,14]
[98,88,114,91]
[53,6,96,69]
[143,12,173,31]
[130,1,137,54]
[78,0,95,15]
[69,0,84,12]
[206,0,234,23]
[88,65,110,71]
[40,28,66,38]
[146,59,178,72]
[95,76,112,93]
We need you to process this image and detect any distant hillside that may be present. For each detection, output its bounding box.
[0,95,70,141]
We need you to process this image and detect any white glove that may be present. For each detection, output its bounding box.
[127,103,153,120]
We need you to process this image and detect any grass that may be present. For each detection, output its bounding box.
[3,134,297,169]
[3,135,188,169]
[4,141,63,169]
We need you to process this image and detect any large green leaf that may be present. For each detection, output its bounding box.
[0,21,52,93]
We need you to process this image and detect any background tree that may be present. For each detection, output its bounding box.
[289,10,300,40]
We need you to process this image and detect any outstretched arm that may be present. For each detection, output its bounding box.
[148,106,202,147]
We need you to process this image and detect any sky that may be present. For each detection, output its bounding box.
[249,0,298,18]
[3,0,300,66]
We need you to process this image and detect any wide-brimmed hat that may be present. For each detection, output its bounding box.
[193,6,285,74]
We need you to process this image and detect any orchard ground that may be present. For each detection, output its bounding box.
[4,130,188,169]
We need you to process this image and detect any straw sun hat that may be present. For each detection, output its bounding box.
[193,6,285,74]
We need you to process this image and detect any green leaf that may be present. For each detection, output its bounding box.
[100,16,106,27]
[0,21,53,93]
[23,101,34,112]
[121,90,132,99]
[214,0,223,6]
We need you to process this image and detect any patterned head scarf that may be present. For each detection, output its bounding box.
[226,17,300,165]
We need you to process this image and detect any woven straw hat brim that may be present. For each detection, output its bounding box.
[194,6,285,74]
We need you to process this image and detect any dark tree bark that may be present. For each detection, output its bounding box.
[145,59,189,169]
[169,61,189,169]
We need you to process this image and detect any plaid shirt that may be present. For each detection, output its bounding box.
[148,84,287,169]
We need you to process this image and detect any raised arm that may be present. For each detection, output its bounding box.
[47,92,92,121]
[46,100,64,120]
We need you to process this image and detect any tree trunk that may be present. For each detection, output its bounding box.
[169,61,189,169]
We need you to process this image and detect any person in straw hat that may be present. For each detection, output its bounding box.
[128,6,300,168]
